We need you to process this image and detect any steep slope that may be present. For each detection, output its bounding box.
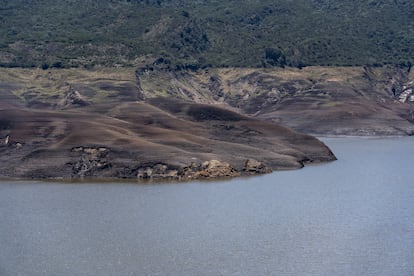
[2,66,414,137]
[137,66,414,136]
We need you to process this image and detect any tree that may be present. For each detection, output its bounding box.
[264,48,286,68]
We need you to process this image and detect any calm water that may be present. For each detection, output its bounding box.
[1,137,414,275]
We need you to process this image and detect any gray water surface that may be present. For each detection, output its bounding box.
[1,137,414,275]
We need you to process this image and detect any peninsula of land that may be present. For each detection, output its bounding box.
[0,68,335,180]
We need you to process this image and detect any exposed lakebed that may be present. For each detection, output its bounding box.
[1,137,414,275]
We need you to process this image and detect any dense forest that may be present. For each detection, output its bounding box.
[0,0,413,69]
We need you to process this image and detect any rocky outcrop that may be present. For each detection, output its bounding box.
[121,160,240,180]
[0,135,9,146]
[243,159,272,174]
[70,147,111,178]
[136,163,178,179]
[68,158,265,180]
[58,86,90,108]
[398,80,414,103]
[182,160,240,179]
[208,75,224,101]
[0,135,23,149]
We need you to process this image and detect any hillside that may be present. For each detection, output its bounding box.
[2,64,414,180]
[1,0,413,69]
[1,0,414,180]
[1,65,414,137]
[0,68,336,179]
[136,65,414,136]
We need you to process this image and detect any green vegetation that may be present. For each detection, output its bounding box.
[0,0,413,69]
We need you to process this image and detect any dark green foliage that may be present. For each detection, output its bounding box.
[264,48,286,68]
[41,63,49,70]
[51,61,63,69]
[0,0,413,68]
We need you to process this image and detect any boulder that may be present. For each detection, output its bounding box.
[59,87,90,108]
[191,160,240,178]
[244,159,272,174]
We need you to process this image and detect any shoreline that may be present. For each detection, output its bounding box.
[2,136,412,183]
[316,134,414,139]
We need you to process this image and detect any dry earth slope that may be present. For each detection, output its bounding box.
[0,68,336,180]
[137,65,414,136]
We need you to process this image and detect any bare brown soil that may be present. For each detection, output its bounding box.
[0,89,335,180]
[137,66,414,136]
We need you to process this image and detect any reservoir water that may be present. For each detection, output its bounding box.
[1,137,414,275]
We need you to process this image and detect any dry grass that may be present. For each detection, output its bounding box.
[0,67,137,104]
[1,66,413,138]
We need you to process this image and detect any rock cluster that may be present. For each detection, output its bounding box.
[184,160,240,179]
[70,147,110,177]
[0,135,23,149]
[137,164,178,179]
[399,85,414,103]
[243,159,272,174]
[134,160,240,180]
[58,87,90,108]
[67,152,272,180]
[135,159,269,180]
